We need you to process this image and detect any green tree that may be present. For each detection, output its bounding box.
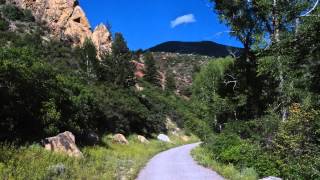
[192,57,236,131]
[0,16,9,31]
[78,38,98,79]
[99,33,135,87]
[165,70,176,92]
[144,52,159,85]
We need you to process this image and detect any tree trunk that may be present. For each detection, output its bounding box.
[273,0,287,121]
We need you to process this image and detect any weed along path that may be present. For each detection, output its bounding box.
[136,143,224,180]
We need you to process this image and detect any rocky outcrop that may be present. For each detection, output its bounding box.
[132,60,145,79]
[43,131,83,158]
[113,134,129,144]
[92,24,112,57]
[64,5,91,45]
[10,0,112,55]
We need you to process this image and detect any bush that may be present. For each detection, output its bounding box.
[204,134,280,177]
[0,16,9,31]
[1,4,34,22]
[1,4,24,21]
[272,104,320,179]
[223,113,280,145]
[22,9,34,22]
[192,146,258,180]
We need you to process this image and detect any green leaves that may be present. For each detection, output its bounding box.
[99,33,135,87]
[144,52,159,86]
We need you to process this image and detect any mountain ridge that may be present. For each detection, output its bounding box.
[147,41,242,57]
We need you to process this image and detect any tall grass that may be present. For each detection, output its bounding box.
[0,135,198,180]
[191,146,258,180]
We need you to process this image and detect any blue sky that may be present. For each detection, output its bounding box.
[79,0,243,50]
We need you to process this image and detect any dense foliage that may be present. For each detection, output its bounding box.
[143,52,159,86]
[0,6,200,144]
[192,1,320,179]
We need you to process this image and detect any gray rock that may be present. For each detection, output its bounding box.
[260,176,282,180]
[86,131,99,145]
[47,163,66,177]
[157,134,171,142]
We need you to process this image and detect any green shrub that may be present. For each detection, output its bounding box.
[1,4,34,22]
[192,146,258,180]
[223,113,280,144]
[0,16,9,31]
[273,105,320,179]
[1,4,24,21]
[22,9,34,22]
[204,134,280,177]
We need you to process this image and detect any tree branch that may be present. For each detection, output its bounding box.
[300,0,319,17]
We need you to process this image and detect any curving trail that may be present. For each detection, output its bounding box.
[137,143,224,180]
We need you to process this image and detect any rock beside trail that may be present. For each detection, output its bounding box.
[137,135,149,144]
[260,177,282,180]
[43,131,83,158]
[85,131,99,145]
[113,134,129,144]
[180,135,190,142]
[157,134,171,143]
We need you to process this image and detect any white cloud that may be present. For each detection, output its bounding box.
[170,14,196,28]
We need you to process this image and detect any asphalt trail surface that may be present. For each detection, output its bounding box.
[137,143,224,180]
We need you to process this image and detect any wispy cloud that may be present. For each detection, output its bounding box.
[170,14,196,28]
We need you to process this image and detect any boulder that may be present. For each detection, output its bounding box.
[135,83,144,91]
[113,134,129,144]
[180,135,190,142]
[85,131,99,145]
[47,163,66,177]
[43,131,83,158]
[157,134,171,143]
[260,177,282,180]
[137,135,149,144]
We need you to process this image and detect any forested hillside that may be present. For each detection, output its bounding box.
[0,0,319,179]
[0,2,202,179]
[191,1,320,179]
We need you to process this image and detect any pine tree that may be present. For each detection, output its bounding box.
[165,70,176,92]
[79,38,98,79]
[100,33,135,87]
[144,52,159,85]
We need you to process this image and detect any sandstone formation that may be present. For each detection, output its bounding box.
[113,134,129,144]
[64,5,91,45]
[10,0,112,54]
[132,60,145,78]
[137,135,149,144]
[92,24,112,57]
[43,131,83,158]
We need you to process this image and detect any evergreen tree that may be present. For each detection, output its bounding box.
[78,38,98,79]
[144,52,159,85]
[165,70,176,92]
[99,33,135,87]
